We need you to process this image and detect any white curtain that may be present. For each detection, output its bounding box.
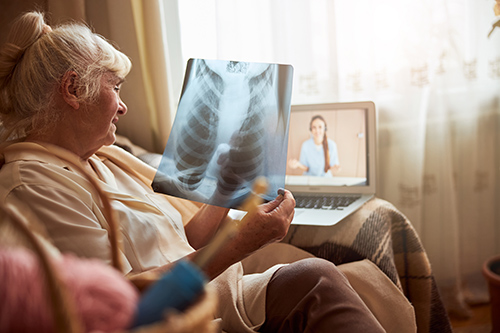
[176,0,500,317]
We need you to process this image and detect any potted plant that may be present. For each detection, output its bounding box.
[483,254,500,332]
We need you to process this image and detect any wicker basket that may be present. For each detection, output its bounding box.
[0,144,218,333]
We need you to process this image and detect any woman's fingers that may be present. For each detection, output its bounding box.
[263,190,295,215]
[255,190,295,238]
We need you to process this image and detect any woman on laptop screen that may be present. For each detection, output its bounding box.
[289,115,341,177]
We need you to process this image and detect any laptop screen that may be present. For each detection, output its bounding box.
[285,102,376,195]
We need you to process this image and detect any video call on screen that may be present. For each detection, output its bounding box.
[285,107,368,187]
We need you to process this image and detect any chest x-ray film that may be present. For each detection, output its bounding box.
[152,59,294,209]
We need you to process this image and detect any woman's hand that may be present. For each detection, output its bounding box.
[288,158,300,169]
[236,190,295,252]
[330,164,341,174]
[288,159,308,172]
[199,190,296,279]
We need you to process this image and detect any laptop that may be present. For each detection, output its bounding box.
[285,101,377,226]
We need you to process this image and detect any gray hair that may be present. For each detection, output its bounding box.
[0,11,132,140]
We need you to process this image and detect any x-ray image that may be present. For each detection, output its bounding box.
[152,58,294,209]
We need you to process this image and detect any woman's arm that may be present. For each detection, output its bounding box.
[184,204,230,249]
[131,190,295,283]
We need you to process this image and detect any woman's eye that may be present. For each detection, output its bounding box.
[114,86,121,92]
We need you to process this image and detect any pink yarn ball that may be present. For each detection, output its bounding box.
[0,248,139,332]
[0,248,53,332]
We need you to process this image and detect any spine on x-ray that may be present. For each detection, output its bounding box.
[174,60,224,190]
[216,65,274,196]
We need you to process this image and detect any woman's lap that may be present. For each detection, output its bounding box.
[259,258,385,333]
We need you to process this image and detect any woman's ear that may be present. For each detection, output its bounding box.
[61,71,80,110]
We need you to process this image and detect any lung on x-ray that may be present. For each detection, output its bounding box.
[152,58,294,209]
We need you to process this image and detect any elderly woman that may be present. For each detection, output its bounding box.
[0,11,384,333]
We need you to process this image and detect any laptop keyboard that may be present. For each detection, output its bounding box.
[294,194,361,210]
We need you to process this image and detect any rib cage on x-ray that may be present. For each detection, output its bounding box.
[174,60,224,190]
[154,58,294,209]
[215,65,273,196]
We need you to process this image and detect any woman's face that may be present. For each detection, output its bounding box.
[81,72,127,150]
[310,118,326,144]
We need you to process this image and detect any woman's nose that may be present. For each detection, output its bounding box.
[118,99,128,115]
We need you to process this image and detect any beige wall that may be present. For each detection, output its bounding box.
[286,109,367,178]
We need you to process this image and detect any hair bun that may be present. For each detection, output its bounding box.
[0,43,24,86]
[0,12,49,87]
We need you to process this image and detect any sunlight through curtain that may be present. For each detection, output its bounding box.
[176,0,500,317]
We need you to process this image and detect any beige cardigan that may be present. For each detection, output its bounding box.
[0,142,277,332]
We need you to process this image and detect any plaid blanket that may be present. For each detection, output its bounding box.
[281,198,452,333]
